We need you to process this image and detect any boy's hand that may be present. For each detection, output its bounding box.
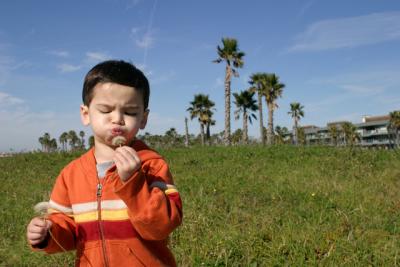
[27,217,52,246]
[113,146,141,182]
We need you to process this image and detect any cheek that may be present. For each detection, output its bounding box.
[91,114,108,128]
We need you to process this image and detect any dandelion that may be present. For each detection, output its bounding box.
[112,136,127,147]
[311,193,316,197]
[34,201,49,217]
[33,201,67,252]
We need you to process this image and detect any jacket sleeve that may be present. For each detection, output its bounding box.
[33,171,77,253]
[113,158,183,241]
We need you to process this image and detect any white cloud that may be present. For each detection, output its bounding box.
[136,33,154,49]
[289,11,400,52]
[130,27,141,35]
[86,51,111,63]
[0,91,24,106]
[57,63,81,73]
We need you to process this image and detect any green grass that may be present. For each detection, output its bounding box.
[1,146,400,266]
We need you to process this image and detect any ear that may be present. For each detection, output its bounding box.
[80,105,90,126]
[140,109,149,129]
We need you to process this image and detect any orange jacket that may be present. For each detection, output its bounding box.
[35,140,182,267]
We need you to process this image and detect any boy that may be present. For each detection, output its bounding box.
[27,60,183,266]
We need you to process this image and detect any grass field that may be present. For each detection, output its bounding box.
[1,146,399,266]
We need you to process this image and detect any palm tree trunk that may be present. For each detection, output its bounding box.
[267,103,274,145]
[200,123,205,146]
[243,110,248,144]
[293,118,298,145]
[257,92,264,145]
[224,64,232,146]
[206,123,211,146]
[184,117,189,147]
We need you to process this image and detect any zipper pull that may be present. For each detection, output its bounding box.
[97,183,102,197]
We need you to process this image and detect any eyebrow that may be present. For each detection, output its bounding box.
[95,103,141,109]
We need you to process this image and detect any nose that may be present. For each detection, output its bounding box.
[112,111,125,125]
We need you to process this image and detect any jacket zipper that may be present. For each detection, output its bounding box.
[97,181,110,267]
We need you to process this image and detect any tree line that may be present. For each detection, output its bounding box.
[186,37,307,146]
[38,130,94,152]
[37,37,400,151]
[186,37,400,148]
[37,110,400,152]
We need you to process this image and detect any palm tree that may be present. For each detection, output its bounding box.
[38,137,44,151]
[88,135,95,148]
[205,111,216,144]
[249,72,268,145]
[213,37,245,146]
[49,138,57,152]
[328,124,339,146]
[389,110,400,148]
[233,90,258,144]
[68,130,79,150]
[264,73,285,145]
[288,102,305,145]
[79,131,85,149]
[341,122,360,146]
[59,132,68,151]
[41,133,51,152]
[187,94,216,146]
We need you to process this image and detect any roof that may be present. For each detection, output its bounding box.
[363,115,390,123]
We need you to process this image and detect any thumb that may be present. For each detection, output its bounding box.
[45,219,53,231]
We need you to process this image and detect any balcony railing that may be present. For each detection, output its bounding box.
[362,129,388,137]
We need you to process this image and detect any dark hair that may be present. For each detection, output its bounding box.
[82,60,150,109]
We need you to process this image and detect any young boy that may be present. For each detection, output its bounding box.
[27,60,183,266]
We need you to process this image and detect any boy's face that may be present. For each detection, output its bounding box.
[80,82,149,148]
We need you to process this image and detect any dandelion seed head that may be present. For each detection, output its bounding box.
[112,136,127,146]
[34,201,49,216]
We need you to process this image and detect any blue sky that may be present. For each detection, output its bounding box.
[1,0,400,152]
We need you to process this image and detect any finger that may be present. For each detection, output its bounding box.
[29,238,42,246]
[118,147,141,166]
[45,219,53,231]
[120,146,137,155]
[118,146,138,157]
[113,151,131,167]
[115,147,136,161]
[28,232,45,241]
[32,217,47,227]
[29,235,46,246]
[29,224,45,234]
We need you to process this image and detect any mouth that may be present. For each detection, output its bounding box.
[111,128,124,136]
